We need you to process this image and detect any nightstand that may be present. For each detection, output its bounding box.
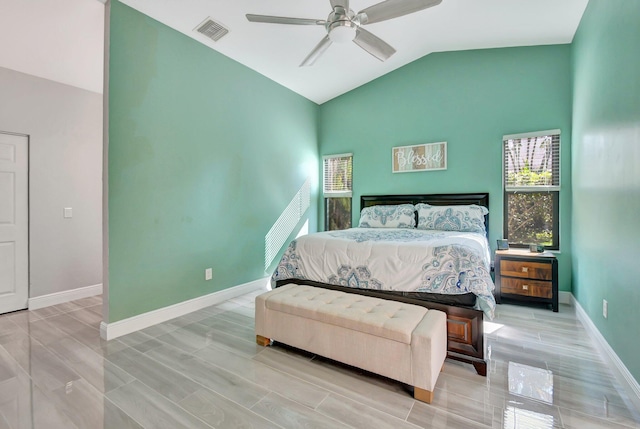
[495,249,558,312]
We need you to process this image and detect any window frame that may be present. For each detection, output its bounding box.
[322,153,353,231]
[324,197,352,231]
[502,130,561,250]
[503,191,560,249]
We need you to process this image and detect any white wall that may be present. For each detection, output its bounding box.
[0,0,105,94]
[0,67,103,298]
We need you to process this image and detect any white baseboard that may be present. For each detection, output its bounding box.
[558,291,572,305]
[100,277,270,341]
[28,283,103,310]
[571,294,640,411]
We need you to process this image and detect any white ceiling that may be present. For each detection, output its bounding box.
[0,0,105,94]
[120,0,589,104]
[0,0,588,102]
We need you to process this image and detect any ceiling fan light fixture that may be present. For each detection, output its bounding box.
[247,0,443,66]
[328,21,357,43]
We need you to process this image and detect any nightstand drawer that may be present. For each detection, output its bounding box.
[495,250,558,311]
[501,278,552,299]
[500,260,552,280]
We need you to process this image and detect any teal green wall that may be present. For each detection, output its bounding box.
[108,1,319,322]
[319,45,573,291]
[571,0,640,382]
[106,0,640,386]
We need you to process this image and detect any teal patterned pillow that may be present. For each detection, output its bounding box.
[415,204,488,234]
[358,204,416,228]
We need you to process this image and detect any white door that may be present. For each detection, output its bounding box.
[0,132,28,314]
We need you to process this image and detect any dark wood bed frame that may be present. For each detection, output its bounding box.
[276,192,490,376]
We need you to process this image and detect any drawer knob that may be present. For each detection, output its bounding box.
[521,267,529,273]
[522,284,529,290]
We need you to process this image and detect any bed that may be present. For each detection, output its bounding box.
[272,193,494,376]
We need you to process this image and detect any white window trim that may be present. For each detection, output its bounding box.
[324,191,353,197]
[503,129,561,141]
[323,153,353,198]
[502,130,561,250]
[507,186,561,193]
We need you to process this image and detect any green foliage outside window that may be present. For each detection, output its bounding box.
[326,197,352,231]
[504,134,559,249]
[507,192,555,247]
[506,164,552,187]
[323,154,353,231]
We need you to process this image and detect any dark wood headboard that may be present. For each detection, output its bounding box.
[360,193,490,238]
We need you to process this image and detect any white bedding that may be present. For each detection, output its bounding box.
[272,228,496,319]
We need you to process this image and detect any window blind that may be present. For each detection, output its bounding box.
[503,131,560,191]
[323,153,353,197]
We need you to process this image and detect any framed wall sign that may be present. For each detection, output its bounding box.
[392,142,447,173]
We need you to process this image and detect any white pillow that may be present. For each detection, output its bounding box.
[358,204,416,228]
[415,204,488,234]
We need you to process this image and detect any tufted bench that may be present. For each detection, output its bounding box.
[255,283,447,403]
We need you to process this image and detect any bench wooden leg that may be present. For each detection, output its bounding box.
[472,360,487,377]
[256,335,271,347]
[414,387,434,404]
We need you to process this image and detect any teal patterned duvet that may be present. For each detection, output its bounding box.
[272,228,496,319]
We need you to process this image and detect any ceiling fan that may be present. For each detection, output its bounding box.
[246,0,442,67]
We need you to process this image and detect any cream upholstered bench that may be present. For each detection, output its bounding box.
[255,283,447,403]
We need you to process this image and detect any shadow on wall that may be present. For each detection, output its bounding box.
[265,178,311,271]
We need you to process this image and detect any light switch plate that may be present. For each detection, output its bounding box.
[63,207,73,218]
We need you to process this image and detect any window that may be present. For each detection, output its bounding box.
[323,153,352,231]
[503,131,560,250]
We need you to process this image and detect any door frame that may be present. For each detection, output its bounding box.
[0,131,29,313]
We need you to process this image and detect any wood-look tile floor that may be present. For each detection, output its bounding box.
[1,290,639,428]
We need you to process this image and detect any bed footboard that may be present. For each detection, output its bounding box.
[274,279,486,376]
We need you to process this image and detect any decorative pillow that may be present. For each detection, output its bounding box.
[358,204,416,228]
[415,204,488,234]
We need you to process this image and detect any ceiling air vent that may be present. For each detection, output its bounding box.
[195,18,229,42]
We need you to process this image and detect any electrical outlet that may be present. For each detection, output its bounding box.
[603,299,608,319]
[205,268,212,281]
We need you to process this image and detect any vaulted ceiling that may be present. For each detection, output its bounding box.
[0,0,589,103]
[120,0,589,103]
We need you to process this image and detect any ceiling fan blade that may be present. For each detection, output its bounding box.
[353,27,396,61]
[246,14,326,26]
[330,0,350,10]
[357,0,442,25]
[300,35,333,67]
